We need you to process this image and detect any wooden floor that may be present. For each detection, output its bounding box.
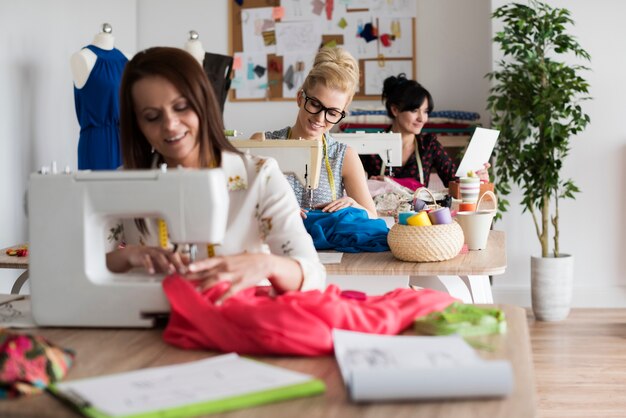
[528,308,626,418]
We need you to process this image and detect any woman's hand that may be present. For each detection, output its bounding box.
[475,162,491,182]
[300,208,309,219]
[320,196,356,213]
[369,175,385,181]
[184,253,303,304]
[106,245,187,275]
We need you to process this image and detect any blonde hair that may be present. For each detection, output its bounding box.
[301,47,360,101]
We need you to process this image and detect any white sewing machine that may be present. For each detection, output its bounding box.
[28,167,229,328]
[231,138,323,190]
[332,132,402,176]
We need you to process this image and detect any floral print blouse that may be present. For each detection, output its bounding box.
[109,151,326,291]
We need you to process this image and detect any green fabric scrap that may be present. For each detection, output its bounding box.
[414,303,507,337]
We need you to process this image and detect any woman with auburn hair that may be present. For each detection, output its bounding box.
[108,47,325,302]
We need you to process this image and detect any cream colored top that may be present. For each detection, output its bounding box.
[111,151,326,291]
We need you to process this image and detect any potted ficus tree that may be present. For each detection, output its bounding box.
[487,1,591,321]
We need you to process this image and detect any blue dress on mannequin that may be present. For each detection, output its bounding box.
[74,45,127,170]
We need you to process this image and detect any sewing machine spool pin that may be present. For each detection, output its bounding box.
[386,149,393,177]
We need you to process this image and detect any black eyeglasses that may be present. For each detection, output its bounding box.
[301,92,346,124]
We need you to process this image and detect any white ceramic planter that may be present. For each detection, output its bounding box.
[531,254,574,321]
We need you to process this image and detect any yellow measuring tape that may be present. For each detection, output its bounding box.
[157,219,216,258]
[287,128,336,201]
[321,134,337,201]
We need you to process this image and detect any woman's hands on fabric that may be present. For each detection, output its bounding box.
[476,162,491,182]
[185,254,276,304]
[107,245,187,275]
[320,196,356,213]
[300,208,309,219]
[369,175,385,181]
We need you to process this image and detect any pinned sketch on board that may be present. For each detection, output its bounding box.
[364,59,412,95]
[241,7,277,54]
[275,22,322,56]
[230,1,415,100]
[370,0,417,16]
[377,17,412,57]
[232,52,269,99]
[282,52,316,98]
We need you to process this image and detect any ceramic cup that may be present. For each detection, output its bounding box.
[456,210,495,250]
[459,176,481,203]
[407,211,432,226]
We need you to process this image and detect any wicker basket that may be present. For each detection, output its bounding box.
[388,222,464,262]
[388,187,464,262]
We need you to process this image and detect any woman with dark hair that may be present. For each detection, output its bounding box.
[360,73,488,188]
[107,47,325,302]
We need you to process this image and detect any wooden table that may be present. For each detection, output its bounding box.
[324,231,506,304]
[0,304,536,418]
[0,245,29,294]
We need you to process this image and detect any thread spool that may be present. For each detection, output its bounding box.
[398,211,417,225]
[428,207,452,225]
[407,211,432,226]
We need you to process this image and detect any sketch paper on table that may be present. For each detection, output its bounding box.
[377,17,412,58]
[275,22,321,56]
[0,295,37,328]
[241,7,277,54]
[333,329,514,401]
[232,52,268,99]
[54,353,320,417]
[364,60,412,95]
[318,252,344,264]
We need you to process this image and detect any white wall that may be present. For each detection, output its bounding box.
[0,0,137,292]
[490,0,626,307]
[1,1,623,306]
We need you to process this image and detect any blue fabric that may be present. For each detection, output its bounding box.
[303,208,389,253]
[74,45,127,170]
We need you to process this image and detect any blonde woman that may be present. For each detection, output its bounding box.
[252,47,376,219]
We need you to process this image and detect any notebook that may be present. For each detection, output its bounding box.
[333,330,513,402]
[454,127,500,178]
[49,353,325,417]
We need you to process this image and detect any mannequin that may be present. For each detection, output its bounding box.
[183,30,233,113]
[184,30,205,65]
[70,23,115,89]
[72,23,128,170]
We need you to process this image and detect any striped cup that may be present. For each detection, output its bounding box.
[459,176,481,203]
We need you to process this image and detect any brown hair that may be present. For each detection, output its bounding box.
[119,46,239,169]
[300,47,360,103]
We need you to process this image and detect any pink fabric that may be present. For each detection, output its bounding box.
[390,177,424,191]
[162,275,456,356]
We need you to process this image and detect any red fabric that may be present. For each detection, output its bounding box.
[390,177,423,191]
[162,275,456,356]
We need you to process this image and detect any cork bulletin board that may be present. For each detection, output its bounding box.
[229,0,416,102]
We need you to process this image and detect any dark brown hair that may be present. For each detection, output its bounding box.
[382,73,434,119]
[119,46,239,169]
